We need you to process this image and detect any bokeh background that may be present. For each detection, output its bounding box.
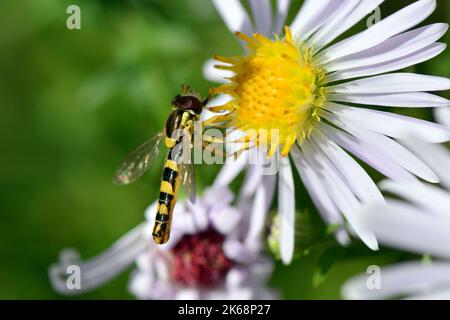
[1,0,449,299]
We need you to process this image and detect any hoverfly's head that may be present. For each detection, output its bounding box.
[171,94,204,115]
[172,85,209,115]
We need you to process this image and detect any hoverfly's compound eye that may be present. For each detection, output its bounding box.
[172,95,203,114]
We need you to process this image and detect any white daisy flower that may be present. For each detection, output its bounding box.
[49,186,277,300]
[203,0,450,264]
[342,109,450,300]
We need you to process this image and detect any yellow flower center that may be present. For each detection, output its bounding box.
[210,27,325,157]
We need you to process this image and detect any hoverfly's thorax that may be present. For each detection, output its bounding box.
[165,110,198,139]
[165,110,183,139]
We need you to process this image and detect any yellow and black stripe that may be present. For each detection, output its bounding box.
[152,158,180,244]
[152,110,196,244]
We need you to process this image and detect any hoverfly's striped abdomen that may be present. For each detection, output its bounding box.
[153,158,180,244]
[152,111,189,244]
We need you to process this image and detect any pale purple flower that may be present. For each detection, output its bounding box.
[49,186,277,300]
[204,0,450,264]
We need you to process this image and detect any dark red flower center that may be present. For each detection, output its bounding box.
[171,228,233,287]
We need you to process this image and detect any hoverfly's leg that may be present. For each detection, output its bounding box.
[204,123,230,129]
[202,93,213,106]
[213,54,240,64]
[202,133,255,158]
[202,114,232,128]
[180,111,190,127]
[225,132,259,160]
[227,143,252,161]
[184,119,195,135]
[207,102,235,113]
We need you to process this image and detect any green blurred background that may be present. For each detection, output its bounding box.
[0,0,449,299]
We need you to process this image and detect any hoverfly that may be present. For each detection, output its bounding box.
[114,86,211,245]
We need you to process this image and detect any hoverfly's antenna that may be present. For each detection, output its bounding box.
[180,84,202,100]
[180,84,191,95]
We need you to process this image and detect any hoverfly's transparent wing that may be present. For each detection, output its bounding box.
[172,127,196,203]
[179,162,196,204]
[114,132,164,185]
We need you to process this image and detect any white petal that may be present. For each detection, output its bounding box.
[401,138,450,190]
[176,289,200,300]
[244,173,276,250]
[248,256,275,283]
[359,200,450,259]
[291,0,337,40]
[49,223,148,294]
[186,200,209,231]
[311,132,385,203]
[342,261,450,300]
[249,0,272,36]
[238,163,263,199]
[291,146,350,246]
[203,185,234,209]
[323,112,439,183]
[311,0,363,50]
[213,151,249,187]
[328,43,446,82]
[291,146,343,226]
[206,94,233,109]
[327,74,450,94]
[324,104,450,143]
[327,23,448,72]
[313,0,386,50]
[221,287,254,300]
[274,0,291,35]
[328,92,450,108]
[211,207,242,235]
[336,229,351,246]
[278,156,295,265]
[203,59,233,83]
[320,122,418,182]
[409,288,450,300]
[154,257,171,282]
[435,107,450,129]
[135,251,153,272]
[129,272,154,300]
[201,94,233,124]
[302,141,378,250]
[173,207,197,235]
[212,0,253,35]
[380,180,450,221]
[320,0,437,63]
[223,239,256,264]
[225,267,247,289]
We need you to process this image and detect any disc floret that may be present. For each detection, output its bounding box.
[211,27,326,157]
